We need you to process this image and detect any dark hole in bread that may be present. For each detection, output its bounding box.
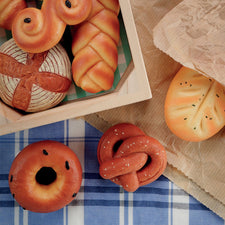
[113,140,123,153]
[35,167,57,185]
[139,156,152,171]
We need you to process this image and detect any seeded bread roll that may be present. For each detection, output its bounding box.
[97,123,167,192]
[8,140,82,213]
[0,0,26,30]
[164,67,225,142]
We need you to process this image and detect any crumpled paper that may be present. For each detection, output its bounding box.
[85,0,225,220]
[153,0,225,86]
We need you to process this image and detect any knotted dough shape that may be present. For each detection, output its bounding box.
[97,123,167,192]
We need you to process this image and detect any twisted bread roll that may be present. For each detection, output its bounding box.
[97,123,167,192]
[72,0,120,93]
[12,0,92,53]
[0,0,26,30]
[165,67,225,142]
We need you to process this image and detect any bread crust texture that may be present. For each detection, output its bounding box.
[164,67,225,142]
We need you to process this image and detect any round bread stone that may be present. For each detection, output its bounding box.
[164,67,225,142]
[0,38,72,112]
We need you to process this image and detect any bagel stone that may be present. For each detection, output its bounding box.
[8,140,82,213]
[164,67,225,142]
[0,38,72,112]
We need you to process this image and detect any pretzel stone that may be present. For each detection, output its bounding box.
[97,123,167,192]
[12,0,92,53]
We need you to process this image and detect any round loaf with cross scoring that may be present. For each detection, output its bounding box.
[0,38,72,112]
[164,67,225,142]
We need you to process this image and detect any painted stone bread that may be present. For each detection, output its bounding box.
[0,0,26,30]
[164,67,225,142]
[0,38,72,112]
[97,123,167,192]
[8,140,82,213]
[71,0,120,93]
[12,0,92,53]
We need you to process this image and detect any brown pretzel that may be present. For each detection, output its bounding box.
[12,0,92,53]
[97,123,167,192]
[71,0,120,93]
[0,0,26,30]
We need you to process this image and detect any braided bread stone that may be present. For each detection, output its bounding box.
[72,0,120,93]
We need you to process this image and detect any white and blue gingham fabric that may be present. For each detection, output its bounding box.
[0,118,224,225]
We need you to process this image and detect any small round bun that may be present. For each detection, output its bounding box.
[8,140,82,213]
[0,38,72,112]
[165,67,225,142]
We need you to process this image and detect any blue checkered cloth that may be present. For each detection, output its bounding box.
[0,119,224,225]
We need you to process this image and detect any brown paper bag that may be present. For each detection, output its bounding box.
[85,0,225,219]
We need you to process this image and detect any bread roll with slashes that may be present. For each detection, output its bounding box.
[0,38,72,112]
[0,0,26,30]
[164,67,225,142]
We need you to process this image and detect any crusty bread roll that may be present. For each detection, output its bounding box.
[12,0,92,53]
[164,67,225,142]
[0,0,26,30]
[71,0,120,93]
[0,38,72,112]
